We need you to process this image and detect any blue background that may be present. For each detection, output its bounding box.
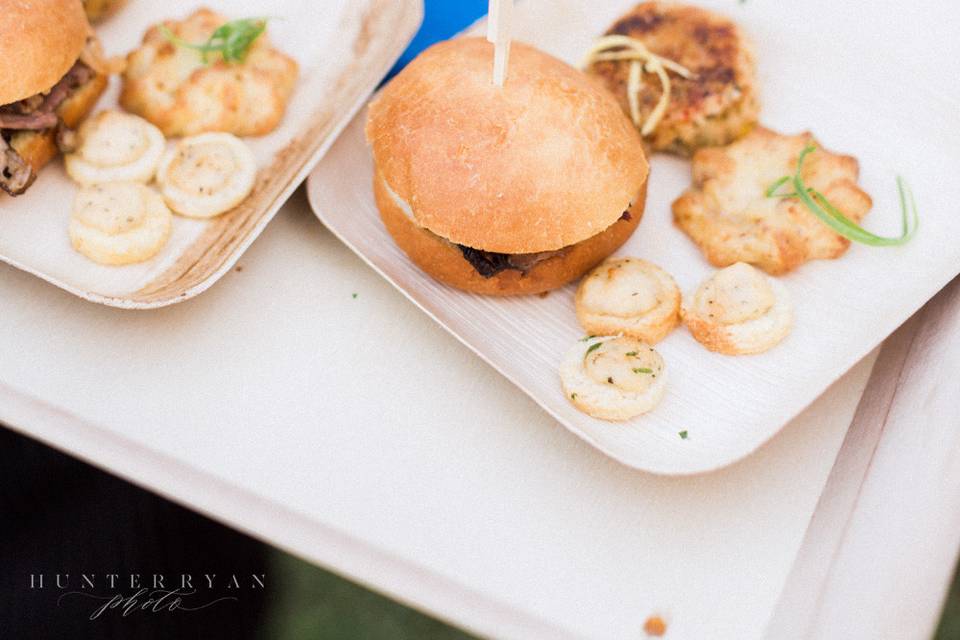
[388,0,489,79]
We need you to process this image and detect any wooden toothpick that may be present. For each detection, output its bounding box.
[487,0,514,87]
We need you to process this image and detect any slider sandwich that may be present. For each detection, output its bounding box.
[0,0,107,196]
[366,38,649,296]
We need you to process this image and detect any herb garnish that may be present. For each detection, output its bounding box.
[625,351,639,357]
[766,145,918,246]
[679,430,689,439]
[162,17,268,64]
[633,367,653,374]
[585,342,604,357]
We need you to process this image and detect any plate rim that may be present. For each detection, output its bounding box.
[0,0,425,310]
[304,4,960,475]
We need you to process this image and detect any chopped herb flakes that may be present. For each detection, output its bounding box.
[585,342,603,357]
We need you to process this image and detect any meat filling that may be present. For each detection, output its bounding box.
[457,245,566,278]
[0,136,35,195]
[457,209,634,278]
[0,61,94,196]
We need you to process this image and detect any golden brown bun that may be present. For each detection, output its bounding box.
[366,37,649,254]
[9,72,108,176]
[0,0,90,104]
[375,170,646,296]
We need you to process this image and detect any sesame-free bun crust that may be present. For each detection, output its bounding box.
[366,38,649,254]
[0,0,90,104]
[374,170,646,296]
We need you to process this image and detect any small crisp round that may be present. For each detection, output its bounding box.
[560,336,667,421]
[575,258,680,343]
[366,37,649,254]
[375,171,645,296]
[156,133,257,219]
[65,110,166,186]
[0,0,90,104]
[683,263,793,355]
[69,182,172,266]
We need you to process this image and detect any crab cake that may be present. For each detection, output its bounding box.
[673,127,873,275]
[684,263,793,355]
[575,258,680,344]
[561,336,667,421]
[586,2,759,155]
[121,9,299,137]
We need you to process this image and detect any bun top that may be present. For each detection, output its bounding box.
[0,0,90,104]
[366,38,648,254]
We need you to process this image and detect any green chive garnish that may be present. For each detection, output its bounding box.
[633,367,653,374]
[767,145,918,246]
[585,342,603,356]
[162,17,268,64]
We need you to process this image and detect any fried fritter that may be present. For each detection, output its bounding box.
[120,9,298,138]
[587,2,759,155]
[82,0,127,22]
[672,127,873,275]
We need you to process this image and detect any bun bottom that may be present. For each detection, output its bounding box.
[9,72,108,176]
[374,172,647,296]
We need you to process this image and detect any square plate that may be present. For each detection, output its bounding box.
[0,0,422,308]
[307,0,960,474]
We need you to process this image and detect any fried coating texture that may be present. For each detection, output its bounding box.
[120,8,298,137]
[672,127,873,275]
[587,2,759,155]
[82,0,127,22]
